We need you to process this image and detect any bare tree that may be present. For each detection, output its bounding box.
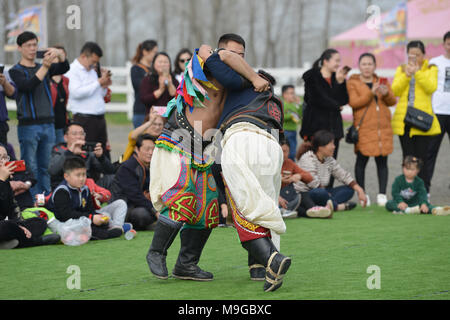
[263,0,292,67]
[323,0,332,50]
[121,0,130,60]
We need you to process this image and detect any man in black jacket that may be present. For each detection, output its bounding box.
[110,134,158,230]
[9,31,70,196]
[49,122,115,190]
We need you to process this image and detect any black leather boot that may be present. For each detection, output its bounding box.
[146,216,183,280]
[172,228,214,281]
[248,252,265,281]
[242,237,291,292]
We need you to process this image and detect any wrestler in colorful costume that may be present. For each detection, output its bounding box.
[146,51,220,281]
[203,50,292,292]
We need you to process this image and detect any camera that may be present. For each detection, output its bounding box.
[82,142,97,153]
[0,64,4,74]
[36,50,48,59]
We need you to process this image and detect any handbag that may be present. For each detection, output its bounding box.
[403,77,433,132]
[345,102,370,144]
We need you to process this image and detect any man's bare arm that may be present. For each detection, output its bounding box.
[197,45,269,92]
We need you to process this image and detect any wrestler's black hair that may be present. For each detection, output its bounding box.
[218,33,246,49]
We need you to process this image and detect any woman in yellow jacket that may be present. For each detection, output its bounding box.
[391,40,441,186]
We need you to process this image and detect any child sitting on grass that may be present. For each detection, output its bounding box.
[386,156,450,215]
[46,157,130,240]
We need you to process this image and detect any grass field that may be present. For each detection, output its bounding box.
[0,206,449,300]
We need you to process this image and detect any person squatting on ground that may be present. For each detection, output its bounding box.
[279,140,334,220]
[46,157,127,241]
[198,38,292,292]
[0,143,58,249]
[385,156,450,216]
[146,34,269,283]
[110,134,159,230]
[296,130,367,212]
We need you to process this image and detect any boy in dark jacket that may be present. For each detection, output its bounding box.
[46,157,123,240]
[110,134,158,230]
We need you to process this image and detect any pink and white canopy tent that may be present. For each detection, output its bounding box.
[329,0,450,69]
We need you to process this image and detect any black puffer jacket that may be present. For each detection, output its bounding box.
[300,68,349,140]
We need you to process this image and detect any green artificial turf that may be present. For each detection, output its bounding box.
[1,206,449,300]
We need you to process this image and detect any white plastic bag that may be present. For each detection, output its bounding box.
[48,216,92,246]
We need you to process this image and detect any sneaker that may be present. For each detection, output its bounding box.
[376,194,387,207]
[405,205,421,215]
[281,209,298,219]
[306,206,332,218]
[0,239,19,249]
[344,201,357,211]
[326,199,334,213]
[392,211,404,215]
[432,206,450,216]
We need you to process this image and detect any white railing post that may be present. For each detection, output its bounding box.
[125,61,133,120]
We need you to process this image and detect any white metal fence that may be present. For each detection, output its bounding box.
[5,62,396,119]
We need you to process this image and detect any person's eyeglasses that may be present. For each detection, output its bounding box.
[69,131,86,137]
[179,58,190,63]
[0,155,10,161]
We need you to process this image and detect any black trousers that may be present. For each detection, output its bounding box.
[0,121,9,145]
[424,114,450,191]
[355,152,388,194]
[398,125,432,190]
[0,218,46,248]
[296,192,317,218]
[126,206,157,231]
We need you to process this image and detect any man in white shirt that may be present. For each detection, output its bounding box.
[65,42,111,157]
[425,31,450,192]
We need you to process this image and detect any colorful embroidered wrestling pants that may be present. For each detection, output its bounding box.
[150,146,219,230]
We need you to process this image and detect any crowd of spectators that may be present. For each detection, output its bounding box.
[1,30,450,250]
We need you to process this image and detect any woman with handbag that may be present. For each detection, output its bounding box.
[391,40,441,187]
[347,53,397,206]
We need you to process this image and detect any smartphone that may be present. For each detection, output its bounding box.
[379,77,388,85]
[36,50,47,59]
[82,142,98,153]
[96,62,102,78]
[153,106,167,116]
[5,160,26,172]
[0,64,4,74]
[342,66,352,74]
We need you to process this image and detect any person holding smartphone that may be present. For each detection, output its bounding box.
[300,48,350,188]
[0,65,16,146]
[391,40,441,191]
[8,31,70,197]
[139,52,179,119]
[346,53,397,206]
